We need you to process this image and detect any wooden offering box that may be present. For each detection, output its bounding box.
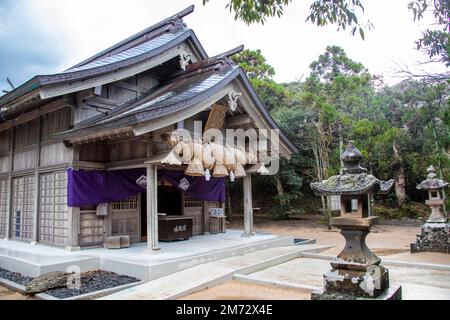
[158,215,193,241]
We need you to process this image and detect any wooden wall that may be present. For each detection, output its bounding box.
[0,101,75,246]
[74,71,159,124]
[108,139,147,162]
[40,143,73,167]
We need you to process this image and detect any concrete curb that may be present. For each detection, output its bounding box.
[300,252,450,271]
[295,239,316,245]
[383,259,450,271]
[233,273,321,292]
[0,277,27,294]
[36,281,146,300]
[0,275,145,300]
[299,252,335,260]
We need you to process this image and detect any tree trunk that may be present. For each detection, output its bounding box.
[393,141,406,206]
[273,175,286,207]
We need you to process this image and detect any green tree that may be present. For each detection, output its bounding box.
[232,49,287,111]
[408,0,450,65]
[202,0,370,38]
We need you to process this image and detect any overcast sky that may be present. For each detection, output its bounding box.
[0,0,447,94]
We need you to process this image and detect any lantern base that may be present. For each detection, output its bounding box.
[411,222,450,254]
[311,284,402,300]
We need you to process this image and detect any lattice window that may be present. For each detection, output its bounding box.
[12,176,35,240]
[184,195,203,208]
[39,171,69,246]
[0,179,8,238]
[112,195,139,211]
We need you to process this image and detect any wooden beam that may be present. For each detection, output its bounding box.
[225,115,252,128]
[114,81,147,94]
[106,158,147,170]
[72,160,106,170]
[204,104,228,131]
[69,126,134,144]
[0,97,74,132]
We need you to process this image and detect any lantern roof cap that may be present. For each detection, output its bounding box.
[417,165,448,190]
[311,141,394,196]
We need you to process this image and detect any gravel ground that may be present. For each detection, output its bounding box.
[44,270,140,299]
[0,268,140,299]
[0,267,34,285]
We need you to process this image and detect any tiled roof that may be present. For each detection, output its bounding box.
[65,28,188,73]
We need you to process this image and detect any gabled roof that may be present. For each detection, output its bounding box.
[57,52,298,156]
[69,5,201,69]
[0,5,207,113]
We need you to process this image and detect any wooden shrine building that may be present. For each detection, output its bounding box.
[0,5,296,251]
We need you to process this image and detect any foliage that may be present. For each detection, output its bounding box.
[203,0,292,25]
[306,0,371,39]
[234,46,449,220]
[408,0,450,65]
[203,0,370,38]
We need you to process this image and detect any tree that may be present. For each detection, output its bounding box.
[232,49,287,111]
[232,48,303,217]
[408,0,450,66]
[203,0,371,38]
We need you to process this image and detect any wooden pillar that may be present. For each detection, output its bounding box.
[66,144,81,250]
[242,173,255,237]
[145,162,160,252]
[5,128,14,240]
[5,176,12,240]
[31,116,41,244]
[66,207,81,251]
[31,171,40,244]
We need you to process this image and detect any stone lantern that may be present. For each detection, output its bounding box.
[310,141,401,300]
[411,165,449,253]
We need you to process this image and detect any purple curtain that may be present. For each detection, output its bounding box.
[159,170,225,203]
[67,168,146,207]
[67,168,225,207]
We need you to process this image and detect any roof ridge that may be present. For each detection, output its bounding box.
[164,45,244,81]
[68,5,195,70]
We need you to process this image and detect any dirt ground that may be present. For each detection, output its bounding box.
[180,281,311,300]
[179,218,450,300]
[228,217,419,251]
[0,286,31,300]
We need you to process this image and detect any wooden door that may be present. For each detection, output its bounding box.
[79,207,104,247]
[183,195,203,236]
[111,195,140,243]
[39,171,69,246]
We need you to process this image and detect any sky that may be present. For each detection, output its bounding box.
[0,0,447,94]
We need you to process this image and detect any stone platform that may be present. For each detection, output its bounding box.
[411,223,450,254]
[0,230,294,281]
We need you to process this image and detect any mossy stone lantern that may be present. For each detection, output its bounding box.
[310,141,401,300]
[411,165,449,253]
